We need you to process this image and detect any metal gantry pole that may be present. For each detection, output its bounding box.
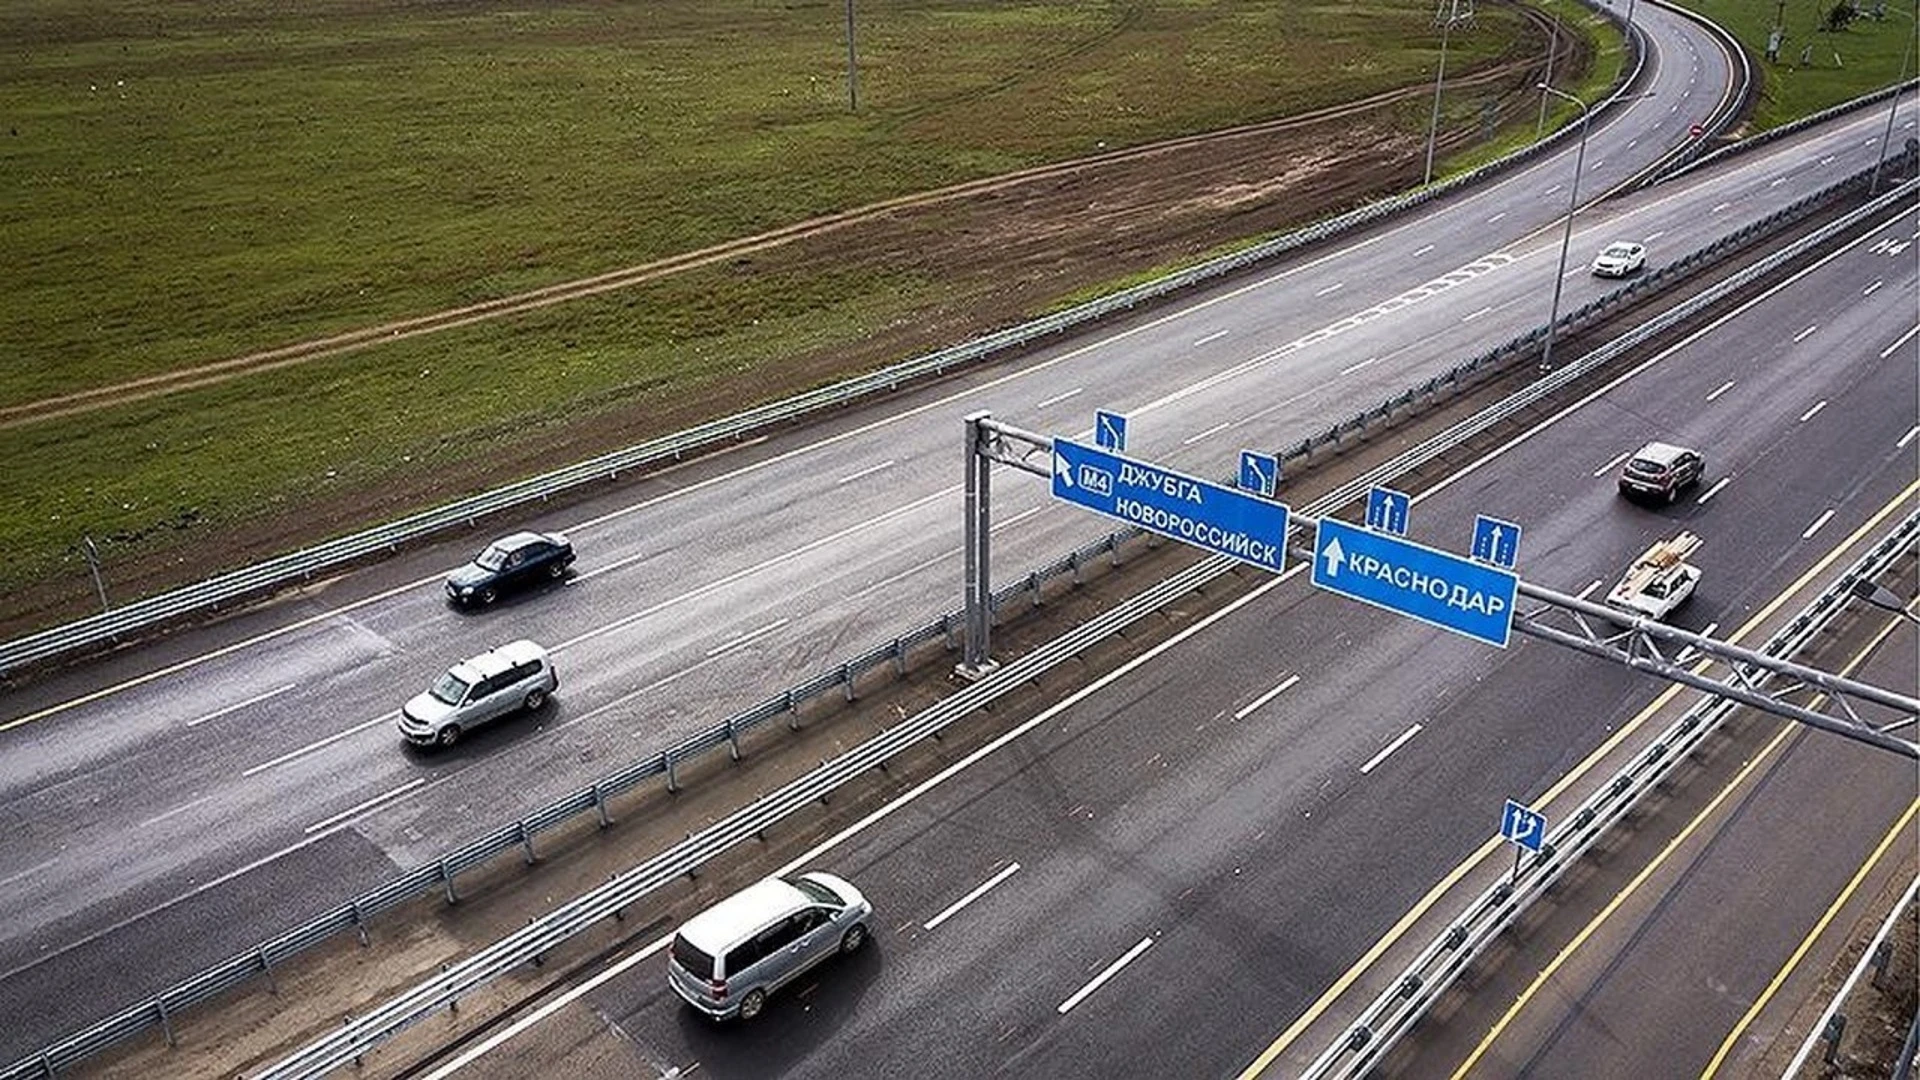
[960,411,995,676]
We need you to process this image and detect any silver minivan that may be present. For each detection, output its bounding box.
[397,639,556,748]
[667,871,872,1021]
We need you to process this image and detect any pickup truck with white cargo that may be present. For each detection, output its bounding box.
[1606,532,1702,621]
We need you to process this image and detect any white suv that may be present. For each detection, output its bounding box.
[398,640,556,748]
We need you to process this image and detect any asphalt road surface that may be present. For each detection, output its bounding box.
[429,203,1919,1079]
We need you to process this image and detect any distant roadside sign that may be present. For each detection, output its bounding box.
[1052,438,1290,573]
[1501,799,1547,853]
[1238,451,1279,498]
[1366,486,1411,536]
[1095,410,1129,451]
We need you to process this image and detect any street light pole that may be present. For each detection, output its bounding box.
[1537,84,1592,373]
[1869,9,1915,194]
[1424,6,1462,186]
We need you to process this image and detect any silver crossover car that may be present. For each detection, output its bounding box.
[668,871,872,1020]
[397,639,556,748]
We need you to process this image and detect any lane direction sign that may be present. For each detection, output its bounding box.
[1310,516,1519,647]
[1366,486,1411,536]
[1238,451,1279,498]
[1501,799,1547,853]
[1471,514,1522,569]
[1052,438,1290,573]
[1095,410,1129,451]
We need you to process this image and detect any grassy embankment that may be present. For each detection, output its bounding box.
[1,0,1529,615]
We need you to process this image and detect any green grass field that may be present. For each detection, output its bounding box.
[1680,0,1916,129]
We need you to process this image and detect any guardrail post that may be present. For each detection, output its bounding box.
[351,900,370,946]
[592,783,612,828]
[156,996,175,1048]
[784,688,801,730]
[1870,939,1894,989]
[440,857,459,904]
[1068,550,1082,584]
[724,717,742,761]
[841,662,855,701]
[38,1049,55,1077]
[663,750,678,793]
[1823,1013,1847,1065]
[259,943,278,994]
[518,820,537,865]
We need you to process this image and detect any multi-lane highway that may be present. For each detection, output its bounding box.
[2,2,1915,1065]
[395,203,1920,1078]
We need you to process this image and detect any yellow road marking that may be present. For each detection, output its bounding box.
[1451,611,1912,1078]
[1236,476,1919,1078]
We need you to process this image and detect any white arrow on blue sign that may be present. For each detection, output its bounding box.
[1095,410,1129,451]
[1052,438,1290,573]
[1366,486,1411,536]
[1501,799,1547,853]
[1471,514,1522,569]
[1238,451,1278,498]
[1310,516,1519,647]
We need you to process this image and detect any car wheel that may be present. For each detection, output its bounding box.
[436,725,461,748]
[523,687,548,711]
[840,924,868,955]
[1666,485,1681,505]
[478,587,497,605]
[737,988,766,1021]
[548,560,566,579]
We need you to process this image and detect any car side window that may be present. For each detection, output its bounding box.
[757,917,804,953]
[725,938,765,975]
[507,549,525,567]
[468,676,495,700]
[796,908,827,933]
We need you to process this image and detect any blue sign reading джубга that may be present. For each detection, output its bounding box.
[1310,516,1518,647]
[1051,437,1290,573]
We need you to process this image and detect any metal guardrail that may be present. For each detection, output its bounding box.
[0,15,1650,679]
[1658,78,1920,187]
[1273,157,1919,471]
[8,142,1908,1080]
[1299,507,1920,1078]
[238,172,1920,1080]
[1783,877,1919,1076]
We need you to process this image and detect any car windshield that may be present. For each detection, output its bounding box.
[429,671,472,705]
[474,543,512,571]
[788,875,845,908]
[1628,457,1668,475]
[1604,244,1635,258]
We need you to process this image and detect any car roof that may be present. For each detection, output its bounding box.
[454,639,548,681]
[491,531,554,551]
[1603,241,1641,253]
[676,876,809,952]
[1631,441,1692,464]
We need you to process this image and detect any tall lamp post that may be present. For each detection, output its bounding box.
[1423,6,1467,186]
[1536,83,1593,374]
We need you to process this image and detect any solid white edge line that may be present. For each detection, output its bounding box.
[1235,675,1301,721]
[1183,421,1233,445]
[1697,476,1732,504]
[1339,357,1379,376]
[1359,723,1423,775]
[242,712,397,777]
[1803,508,1837,539]
[185,682,297,728]
[1056,935,1155,1015]
[428,550,1313,1077]
[303,778,428,836]
[989,506,1045,534]
[1461,306,1493,322]
[704,619,790,658]
[923,862,1022,932]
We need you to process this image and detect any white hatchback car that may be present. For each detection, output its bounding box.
[1591,241,1647,277]
[398,639,556,748]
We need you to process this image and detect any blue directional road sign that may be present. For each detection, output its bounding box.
[1052,438,1290,573]
[1471,514,1522,569]
[1310,516,1519,647]
[1366,486,1411,536]
[1500,799,1547,853]
[1238,451,1279,498]
[1095,410,1129,451]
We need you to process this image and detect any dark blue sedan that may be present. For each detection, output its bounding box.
[446,531,574,606]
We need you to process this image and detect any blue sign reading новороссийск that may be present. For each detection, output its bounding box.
[1310,516,1518,647]
[1051,438,1290,573]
